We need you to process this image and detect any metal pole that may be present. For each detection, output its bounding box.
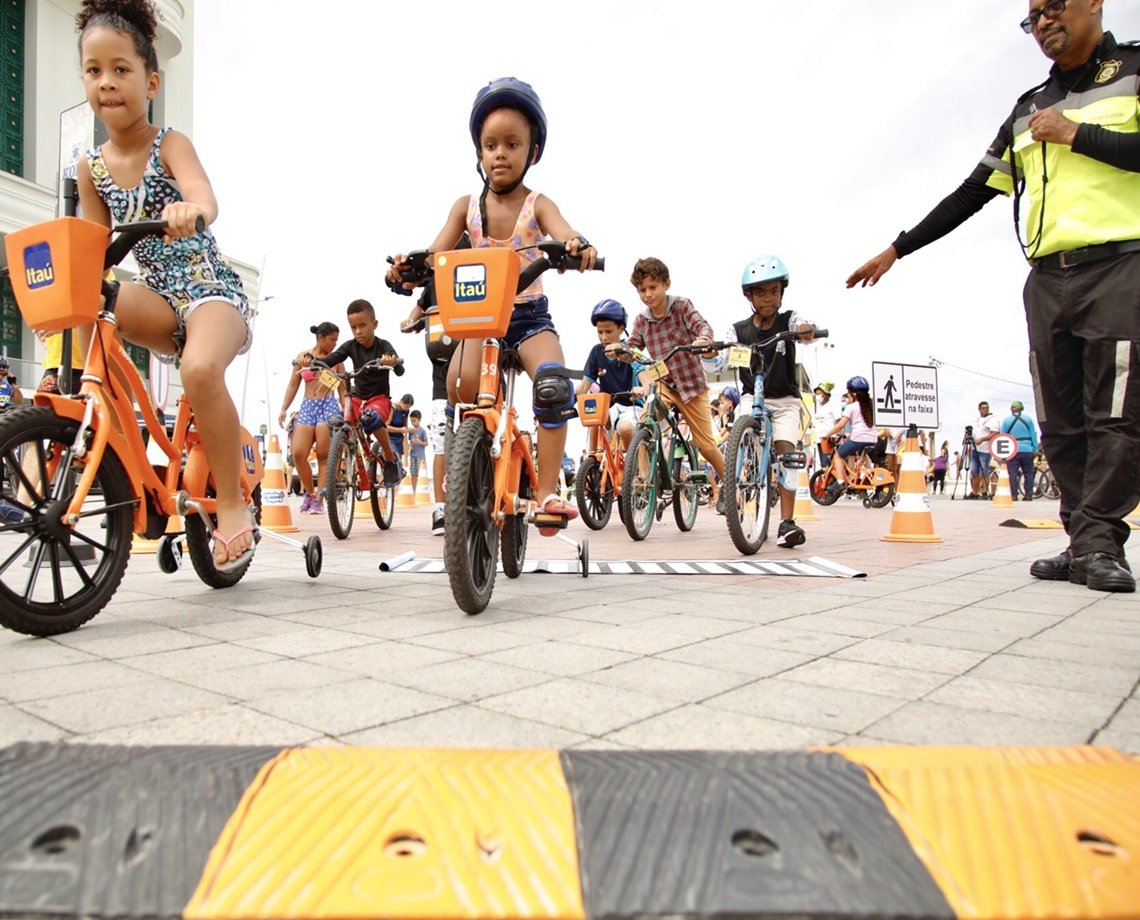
[59,178,79,395]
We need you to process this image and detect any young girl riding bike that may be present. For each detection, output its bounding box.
[75,0,254,572]
[387,77,596,521]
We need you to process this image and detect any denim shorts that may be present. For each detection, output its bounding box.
[504,296,558,349]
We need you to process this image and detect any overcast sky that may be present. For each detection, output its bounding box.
[194,0,1140,452]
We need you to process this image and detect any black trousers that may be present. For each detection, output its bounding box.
[1024,250,1140,557]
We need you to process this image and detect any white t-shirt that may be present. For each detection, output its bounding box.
[813,399,839,435]
[974,414,998,454]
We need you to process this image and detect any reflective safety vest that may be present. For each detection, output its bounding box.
[981,33,1140,258]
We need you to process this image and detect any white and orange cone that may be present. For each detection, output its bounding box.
[396,473,416,508]
[261,435,299,533]
[792,464,819,523]
[882,425,941,543]
[415,468,432,506]
[991,462,1014,509]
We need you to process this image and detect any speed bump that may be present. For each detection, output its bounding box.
[1,742,1138,919]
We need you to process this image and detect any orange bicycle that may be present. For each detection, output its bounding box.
[0,216,321,636]
[391,241,603,614]
[809,438,896,508]
[573,389,636,530]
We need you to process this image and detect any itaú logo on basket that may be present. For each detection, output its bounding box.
[23,242,55,289]
[453,264,487,302]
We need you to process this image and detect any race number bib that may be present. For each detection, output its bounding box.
[318,369,340,390]
[727,345,752,368]
[644,360,669,382]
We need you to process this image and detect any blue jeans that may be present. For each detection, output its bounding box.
[1007,451,1035,498]
[969,450,991,478]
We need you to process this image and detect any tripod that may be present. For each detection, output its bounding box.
[950,429,975,501]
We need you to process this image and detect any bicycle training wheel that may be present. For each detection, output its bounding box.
[445,418,498,614]
[621,427,658,541]
[670,439,699,533]
[575,456,612,531]
[326,427,356,539]
[0,406,132,635]
[367,457,396,530]
[723,416,772,555]
[809,469,840,506]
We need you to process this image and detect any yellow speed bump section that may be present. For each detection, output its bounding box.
[834,746,1140,919]
[185,747,584,920]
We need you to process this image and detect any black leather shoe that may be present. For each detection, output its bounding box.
[1070,552,1135,593]
[1029,548,1072,580]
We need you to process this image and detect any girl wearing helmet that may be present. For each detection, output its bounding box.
[820,376,878,494]
[704,255,818,547]
[386,78,595,520]
[578,299,646,452]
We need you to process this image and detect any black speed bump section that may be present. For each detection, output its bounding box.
[0,742,278,920]
[561,750,955,919]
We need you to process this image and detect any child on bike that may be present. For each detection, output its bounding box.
[618,257,726,512]
[386,77,595,522]
[705,256,817,547]
[576,299,646,453]
[316,299,404,487]
[75,0,254,572]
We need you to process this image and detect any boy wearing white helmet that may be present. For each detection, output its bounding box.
[706,256,817,547]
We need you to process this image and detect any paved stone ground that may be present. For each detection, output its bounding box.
[1,493,1136,753]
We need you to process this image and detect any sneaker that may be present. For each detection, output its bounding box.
[382,459,401,487]
[309,497,325,516]
[298,492,314,514]
[715,490,726,515]
[431,506,445,536]
[777,518,806,548]
[0,498,26,524]
[1070,552,1135,593]
[826,481,845,499]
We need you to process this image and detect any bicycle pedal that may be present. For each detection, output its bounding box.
[687,472,710,484]
[530,511,569,531]
[781,451,807,469]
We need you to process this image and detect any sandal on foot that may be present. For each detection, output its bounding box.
[212,523,258,574]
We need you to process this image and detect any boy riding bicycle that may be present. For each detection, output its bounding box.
[704,256,817,548]
[576,298,646,453]
[312,298,404,487]
[616,257,725,512]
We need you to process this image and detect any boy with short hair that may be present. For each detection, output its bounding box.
[706,255,817,547]
[317,299,404,486]
[0,357,24,410]
[577,298,646,453]
[619,257,726,511]
[407,409,428,485]
[388,393,415,476]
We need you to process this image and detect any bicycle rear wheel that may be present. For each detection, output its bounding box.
[621,427,658,541]
[724,416,772,555]
[327,427,356,539]
[0,407,132,635]
[575,456,612,530]
[184,486,259,588]
[367,457,396,530]
[445,418,498,614]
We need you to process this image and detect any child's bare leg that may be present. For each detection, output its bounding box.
[314,423,331,491]
[292,425,316,494]
[519,332,567,502]
[180,302,250,565]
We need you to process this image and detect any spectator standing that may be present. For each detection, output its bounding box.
[932,443,950,494]
[407,410,428,485]
[968,401,999,499]
[387,393,414,476]
[0,357,24,410]
[1001,400,1040,500]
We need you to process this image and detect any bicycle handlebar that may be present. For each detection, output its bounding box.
[104,216,206,271]
[386,240,604,297]
[704,326,829,353]
[308,356,404,379]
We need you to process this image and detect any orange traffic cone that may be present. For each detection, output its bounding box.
[882,425,941,543]
[261,434,299,533]
[792,462,818,523]
[415,468,432,505]
[396,473,416,508]
[992,462,1014,509]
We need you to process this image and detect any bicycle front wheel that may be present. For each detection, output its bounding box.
[671,438,699,533]
[326,427,356,539]
[809,469,840,506]
[724,416,772,555]
[445,418,498,614]
[621,427,658,541]
[575,456,612,530]
[0,406,132,635]
[367,457,396,530]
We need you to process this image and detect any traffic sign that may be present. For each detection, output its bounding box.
[870,362,939,429]
[990,434,1018,462]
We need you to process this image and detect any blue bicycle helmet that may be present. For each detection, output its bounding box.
[846,375,870,392]
[721,385,740,407]
[741,255,790,291]
[469,77,548,163]
[591,298,627,327]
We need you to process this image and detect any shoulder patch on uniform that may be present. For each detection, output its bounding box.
[1095,59,1124,83]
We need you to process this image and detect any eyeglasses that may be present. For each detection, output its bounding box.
[1021,0,1066,34]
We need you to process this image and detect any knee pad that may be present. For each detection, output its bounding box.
[533,363,576,429]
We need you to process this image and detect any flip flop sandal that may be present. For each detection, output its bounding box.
[212,523,258,574]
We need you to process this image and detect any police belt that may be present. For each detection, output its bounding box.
[1031,238,1140,270]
